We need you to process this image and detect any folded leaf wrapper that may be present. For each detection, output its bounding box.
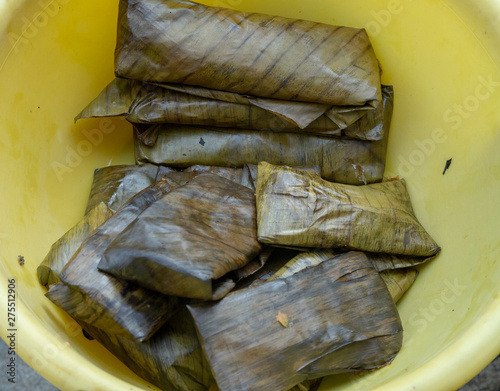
[188,252,403,391]
[269,250,419,303]
[37,203,113,288]
[98,174,262,300]
[80,307,214,391]
[76,78,384,140]
[46,174,192,342]
[133,85,393,185]
[115,0,381,107]
[283,249,434,274]
[256,162,441,256]
[85,163,169,214]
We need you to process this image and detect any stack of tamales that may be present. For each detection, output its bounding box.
[77,0,395,186]
[37,1,442,390]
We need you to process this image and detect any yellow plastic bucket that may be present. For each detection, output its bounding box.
[1,0,500,390]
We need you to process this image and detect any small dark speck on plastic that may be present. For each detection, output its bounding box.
[199,137,206,146]
[443,158,452,175]
[17,255,24,266]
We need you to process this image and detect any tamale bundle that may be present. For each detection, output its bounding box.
[37,203,113,288]
[133,91,392,185]
[115,0,381,107]
[40,164,163,288]
[133,85,392,185]
[282,249,435,274]
[80,307,214,391]
[256,162,441,256]
[46,174,191,342]
[98,174,262,300]
[188,252,403,391]
[268,250,419,304]
[84,163,169,214]
[76,78,384,140]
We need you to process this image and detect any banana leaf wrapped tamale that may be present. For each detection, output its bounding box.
[281,249,435,274]
[79,307,214,391]
[46,173,192,342]
[39,164,163,288]
[37,203,113,288]
[85,163,170,214]
[76,78,384,140]
[256,162,441,256]
[98,174,262,300]
[268,250,419,303]
[188,251,403,391]
[115,0,381,107]
[133,84,393,185]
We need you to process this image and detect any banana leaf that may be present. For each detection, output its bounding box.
[76,78,384,140]
[46,173,192,342]
[98,174,262,300]
[380,268,419,303]
[281,249,435,274]
[268,250,418,303]
[115,0,381,107]
[256,162,441,256]
[158,164,282,281]
[37,203,113,288]
[79,307,214,391]
[85,163,169,214]
[209,379,321,391]
[133,84,393,186]
[187,251,403,391]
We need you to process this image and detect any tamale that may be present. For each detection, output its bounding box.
[79,307,213,391]
[268,250,419,303]
[37,203,113,288]
[134,85,392,185]
[46,173,195,342]
[256,162,441,256]
[85,163,169,214]
[98,174,262,300]
[209,379,321,391]
[282,249,434,274]
[115,0,381,107]
[163,164,278,281]
[188,252,403,391]
[76,78,385,140]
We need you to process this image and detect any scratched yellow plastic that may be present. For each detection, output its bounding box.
[0,0,499,390]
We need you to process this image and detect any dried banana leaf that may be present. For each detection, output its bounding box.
[98,174,261,300]
[209,379,321,391]
[268,250,418,303]
[46,173,195,342]
[115,0,381,107]
[188,252,403,391]
[256,162,441,256]
[37,203,113,288]
[380,268,419,303]
[75,78,140,120]
[159,164,276,282]
[281,249,434,274]
[85,163,168,214]
[79,306,213,391]
[77,78,383,139]
[134,85,392,184]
